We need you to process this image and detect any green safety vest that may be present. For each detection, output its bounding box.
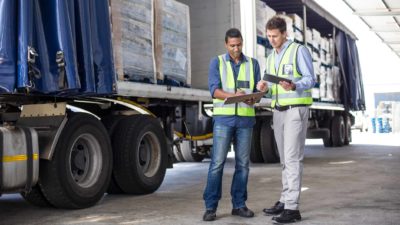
[266,42,313,107]
[213,54,255,117]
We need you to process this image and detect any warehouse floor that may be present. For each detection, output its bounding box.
[0,131,399,225]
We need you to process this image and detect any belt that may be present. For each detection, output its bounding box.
[274,104,309,112]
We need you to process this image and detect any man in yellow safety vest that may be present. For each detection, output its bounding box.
[257,16,315,224]
[203,28,261,221]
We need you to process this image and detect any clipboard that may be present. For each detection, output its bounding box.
[224,92,266,104]
[263,73,292,84]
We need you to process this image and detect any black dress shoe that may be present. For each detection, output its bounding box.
[231,206,254,218]
[272,209,301,223]
[203,209,216,221]
[263,201,285,215]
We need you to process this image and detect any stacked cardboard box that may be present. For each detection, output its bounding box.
[155,0,191,86]
[111,0,156,82]
[256,0,276,74]
[111,0,190,86]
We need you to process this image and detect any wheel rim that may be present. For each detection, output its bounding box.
[69,133,102,188]
[137,131,161,177]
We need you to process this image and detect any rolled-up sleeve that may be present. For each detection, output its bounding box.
[295,46,315,91]
[208,57,221,98]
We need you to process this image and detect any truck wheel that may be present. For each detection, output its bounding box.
[102,115,126,194]
[173,143,185,162]
[250,121,264,163]
[180,140,205,162]
[344,115,352,145]
[21,184,53,207]
[112,115,167,194]
[260,119,279,163]
[322,119,333,147]
[39,113,112,209]
[331,115,345,147]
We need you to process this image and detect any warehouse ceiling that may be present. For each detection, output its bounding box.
[342,0,400,58]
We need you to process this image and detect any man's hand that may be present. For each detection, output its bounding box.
[235,89,246,96]
[257,80,268,92]
[279,81,296,91]
[244,97,256,106]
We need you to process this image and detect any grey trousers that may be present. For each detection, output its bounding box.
[273,107,309,210]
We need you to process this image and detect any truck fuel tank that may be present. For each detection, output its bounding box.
[0,126,39,193]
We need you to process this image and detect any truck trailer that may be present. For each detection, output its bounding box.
[0,0,364,209]
[178,0,365,163]
[0,0,214,209]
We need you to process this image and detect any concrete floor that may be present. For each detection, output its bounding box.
[0,131,399,225]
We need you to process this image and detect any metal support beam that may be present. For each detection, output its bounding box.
[371,28,400,32]
[354,10,400,17]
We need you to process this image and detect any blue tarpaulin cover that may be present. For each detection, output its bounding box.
[0,0,115,96]
[0,0,17,93]
[335,30,365,111]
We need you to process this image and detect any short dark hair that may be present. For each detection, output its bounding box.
[266,16,287,33]
[225,28,243,43]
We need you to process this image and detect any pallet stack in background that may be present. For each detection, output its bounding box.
[155,0,191,86]
[110,0,191,87]
[110,0,156,83]
[254,0,340,103]
[256,0,276,75]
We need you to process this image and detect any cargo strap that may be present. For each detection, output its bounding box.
[56,51,67,89]
[21,127,34,193]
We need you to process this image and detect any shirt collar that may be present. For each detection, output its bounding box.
[274,39,293,55]
[225,53,248,63]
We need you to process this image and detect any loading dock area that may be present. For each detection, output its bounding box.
[0,131,399,225]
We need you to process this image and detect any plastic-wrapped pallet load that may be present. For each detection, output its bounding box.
[278,14,294,41]
[256,0,276,73]
[155,0,190,86]
[111,0,156,83]
[288,13,303,43]
[312,28,321,50]
[256,0,268,37]
[256,45,266,75]
[306,27,312,45]
[311,87,320,99]
[332,66,341,101]
[319,66,327,98]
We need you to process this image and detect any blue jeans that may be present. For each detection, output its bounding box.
[203,123,252,210]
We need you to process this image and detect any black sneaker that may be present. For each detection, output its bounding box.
[231,206,254,218]
[203,209,216,221]
[263,201,285,215]
[272,209,301,223]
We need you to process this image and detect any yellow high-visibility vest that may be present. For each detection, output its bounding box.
[266,42,313,107]
[213,54,255,116]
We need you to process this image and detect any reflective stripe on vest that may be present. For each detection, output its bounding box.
[266,42,313,107]
[213,54,255,116]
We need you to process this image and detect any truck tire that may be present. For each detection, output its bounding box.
[38,113,112,209]
[331,115,345,147]
[306,128,330,139]
[173,143,185,162]
[344,115,352,145]
[180,140,205,162]
[260,119,279,163]
[21,184,53,207]
[322,119,333,147]
[102,115,126,194]
[112,115,167,194]
[250,121,264,163]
